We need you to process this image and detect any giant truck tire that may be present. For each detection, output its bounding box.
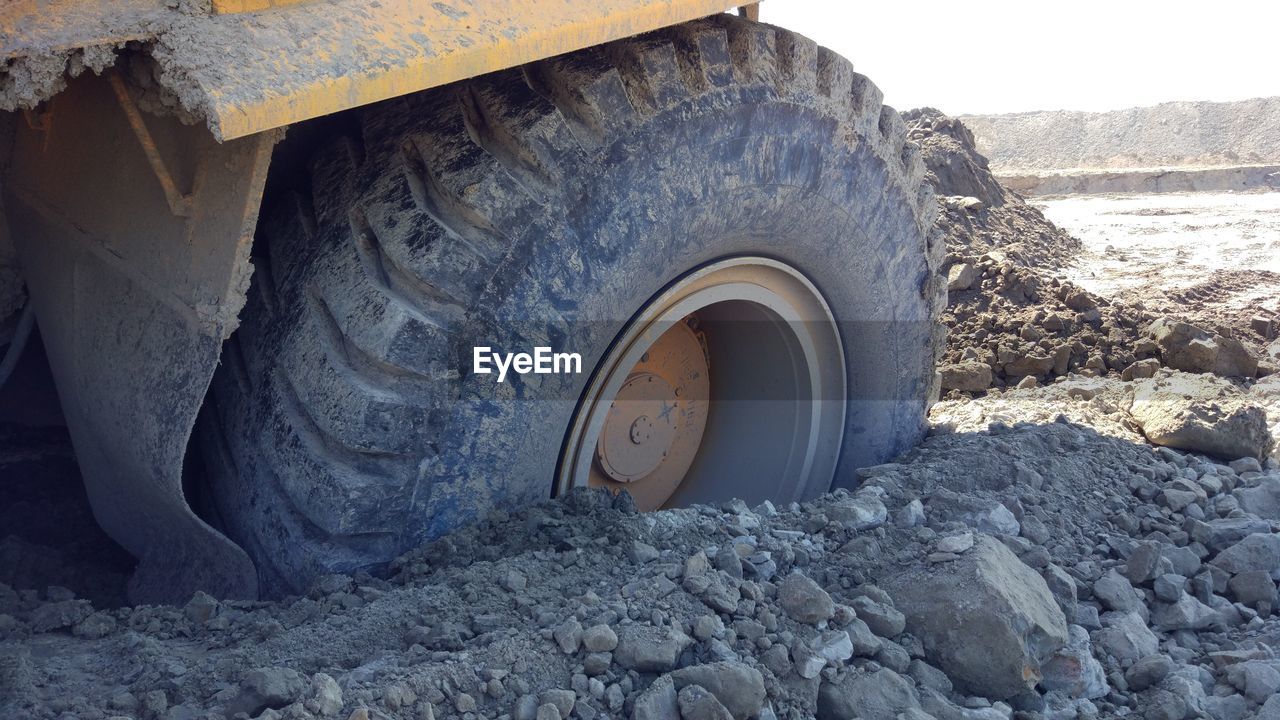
[195,15,944,595]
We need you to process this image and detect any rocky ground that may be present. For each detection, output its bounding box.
[3,113,1280,720]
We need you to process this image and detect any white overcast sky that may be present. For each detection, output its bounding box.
[762,0,1280,115]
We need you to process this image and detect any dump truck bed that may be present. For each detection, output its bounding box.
[2,0,748,140]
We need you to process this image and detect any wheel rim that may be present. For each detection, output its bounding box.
[558,257,846,510]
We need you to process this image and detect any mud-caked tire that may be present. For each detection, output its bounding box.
[196,15,945,595]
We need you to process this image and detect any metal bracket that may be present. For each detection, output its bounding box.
[108,73,194,217]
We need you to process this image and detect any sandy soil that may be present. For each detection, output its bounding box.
[1036,191,1280,343]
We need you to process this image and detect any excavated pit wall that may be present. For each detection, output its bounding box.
[1002,164,1280,197]
[962,98,1280,196]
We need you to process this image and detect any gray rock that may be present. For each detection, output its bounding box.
[1074,604,1101,630]
[1190,517,1271,552]
[1234,477,1280,519]
[1039,625,1107,699]
[1228,570,1277,606]
[897,499,927,528]
[226,667,306,718]
[28,599,92,633]
[677,685,733,720]
[1162,546,1202,578]
[845,617,883,657]
[827,496,889,531]
[311,673,343,717]
[947,262,979,292]
[927,489,1021,536]
[614,626,691,672]
[632,675,678,720]
[501,569,528,592]
[1153,574,1186,603]
[760,644,791,679]
[884,535,1068,699]
[1125,654,1174,692]
[908,659,953,694]
[1125,542,1167,584]
[816,668,922,720]
[1211,533,1280,575]
[1160,488,1200,512]
[535,703,561,720]
[778,572,834,625]
[670,662,765,720]
[538,689,575,718]
[1163,672,1209,719]
[627,540,660,564]
[71,611,116,639]
[1258,694,1280,720]
[1093,611,1159,663]
[553,618,583,654]
[183,591,220,624]
[1205,694,1250,720]
[1226,660,1280,704]
[1093,570,1143,614]
[583,652,611,676]
[581,624,618,653]
[850,596,906,638]
[1142,688,1187,720]
[936,533,974,554]
[1042,564,1078,619]
[874,641,912,673]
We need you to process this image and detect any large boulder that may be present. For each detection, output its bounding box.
[1147,318,1258,378]
[882,535,1068,699]
[1129,372,1274,460]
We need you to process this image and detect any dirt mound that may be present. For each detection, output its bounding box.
[905,108,1081,268]
[909,110,1274,396]
[961,97,1280,173]
[904,109,1158,393]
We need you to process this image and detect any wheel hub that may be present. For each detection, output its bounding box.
[590,319,710,507]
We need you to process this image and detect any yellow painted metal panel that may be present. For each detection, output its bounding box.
[3,0,755,140]
[210,0,313,14]
[184,0,748,140]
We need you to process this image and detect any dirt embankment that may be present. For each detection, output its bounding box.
[960,98,1280,195]
[962,98,1280,173]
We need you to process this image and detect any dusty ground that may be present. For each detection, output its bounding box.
[1037,191,1280,349]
